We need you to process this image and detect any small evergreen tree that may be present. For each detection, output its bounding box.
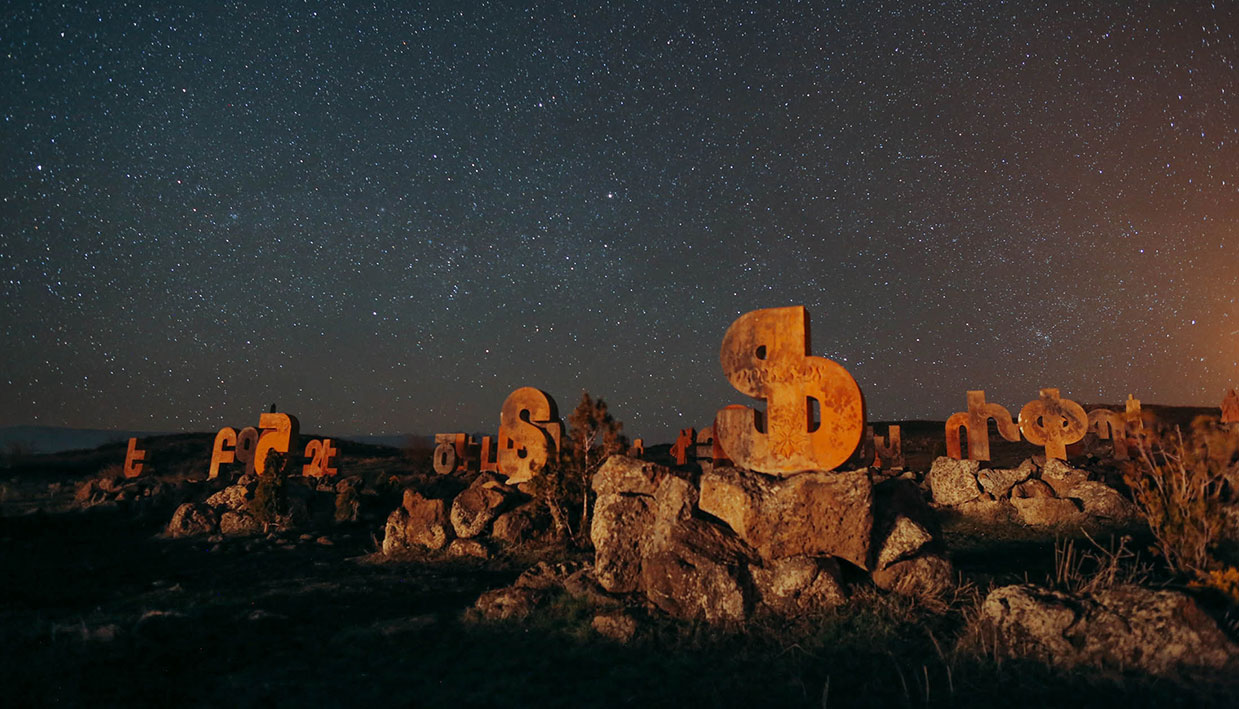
[250,450,290,525]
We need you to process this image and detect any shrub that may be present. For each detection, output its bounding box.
[250,450,291,524]
[1125,424,1238,597]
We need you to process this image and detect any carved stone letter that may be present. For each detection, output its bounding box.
[1087,409,1130,460]
[714,306,865,474]
[1019,388,1088,461]
[209,427,238,479]
[945,390,1021,461]
[497,387,562,485]
[255,413,301,475]
[123,437,146,478]
[1223,388,1239,425]
[670,427,696,466]
[874,425,903,470]
[234,427,259,476]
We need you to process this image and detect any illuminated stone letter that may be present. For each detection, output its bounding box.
[123,437,146,478]
[255,413,300,475]
[303,438,340,477]
[628,438,644,458]
[433,433,468,475]
[1087,408,1131,460]
[497,387,562,485]
[209,427,238,479]
[945,391,1021,461]
[715,306,865,474]
[1019,388,1088,461]
[478,435,499,473]
[1223,389,1239,425]
[670,427,696,466]
[874,425,903,470]
[234,426,260,476]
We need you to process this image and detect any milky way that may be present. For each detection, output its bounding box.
[2,1,1236,441]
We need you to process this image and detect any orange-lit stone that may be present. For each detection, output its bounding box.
[874,425,903,470]
[123,437,146,478]
[715,306,865,475]
[1019,388,1088,460]
[670,427,696,466]
[234,426,260,476]
[628,437,644,458]
[478,435,499,473]
[945,390,1020,461]
[1222,389,1239,424]
[303,438,340,477]
[255,413,300,474]
[433,433,472,474]
[497,387,562,484]
[209,427,238,479]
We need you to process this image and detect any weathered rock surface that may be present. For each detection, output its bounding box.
[592,611,638,643]
[698,466,873,568]
[447,538,490,559]
[871,554,954,598]
[450,473,519,538]
[640,527,751,624]
[926,457,982,506]
[206,484,249,512]
[751,556,846,615]
[1066,481,1137,523]
[219,510,263,536]
[1011,478,1056,500]
[876,516,935,571]
[383,490,453,553]
[473,586,545,620]
[591,493,654,593]
[592,455,667,497]
[166,503,217,538]
[1039,458,1088,496]
[976,462,1033,498]
[1010,495,1084,527]
[490,502,542,545]
[980,584,1237,674]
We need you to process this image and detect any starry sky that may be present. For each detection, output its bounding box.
[2,1,1237,442]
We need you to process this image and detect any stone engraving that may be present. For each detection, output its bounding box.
[209,427,238,480]
[714,306,865,474]
[123,437,146,478]
[874,425,904,470]
[255,413,300,475]
[1223,388,1239,425]
[1019,388,1088,460]
[945,390,1021,461]
[497,387,563,484]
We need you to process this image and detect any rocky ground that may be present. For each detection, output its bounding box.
[3,420,1238,707]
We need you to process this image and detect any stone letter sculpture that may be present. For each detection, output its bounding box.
[670,427,696,466]
[209,427,238,479]
[1087,408,1131,460]
[123,437,146,478]
[255,412,300,475]
[628,437,644,458]
[1222,388,1239,425]
[433,433,470,475]
[478,435,499,473]
[234,426,260,476]
[714,306,865,474]
[945,391,1021,461]
[1019,388,1088,460]
[874,425,903,470]
[497,387,563,484]
[302,438,339,477]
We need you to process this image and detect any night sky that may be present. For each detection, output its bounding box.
[3,1,1237,443]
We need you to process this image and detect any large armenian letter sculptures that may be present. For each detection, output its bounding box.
[1087,407,1131,460]
[945,391,1020,461]
[302,438,339,477]
[874,425,903,470]
[209,427,238,479]
[497,387,563,484]
[255,412,300,474]
[714,306,865,474]
[1019,388,1087,460]
[234,427,260,476]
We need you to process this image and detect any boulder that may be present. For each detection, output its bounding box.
[447,538,490,559]
[640,523,752,625]
[751,556,846,615]
[875,516,935,571]
[977,461,1033,498]
[490,502,541,545]
[473,586,546,620]
[591,494,654,593]
[165,503,218,538]
[1012,478,1055,499]
[1010,496,1084,527]
[592,612,638,643]
[979,584,1237,674]
[926,457,982,506]
[383,490,453,553]
[450,473,520,538]
[871,554,954,598]
[698,466,873,568]
[592,455,667,497]
[952,497,1011,521]
[219,510,263,536]
[206,484,249,512]
[1040,458,1088,496]
[1067,481,1138,523]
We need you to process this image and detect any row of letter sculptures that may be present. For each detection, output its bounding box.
[946,390,1143,461]
[433,387,563,484]
[209,412,339,479]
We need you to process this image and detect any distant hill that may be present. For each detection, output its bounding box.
[0,426,172,455]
